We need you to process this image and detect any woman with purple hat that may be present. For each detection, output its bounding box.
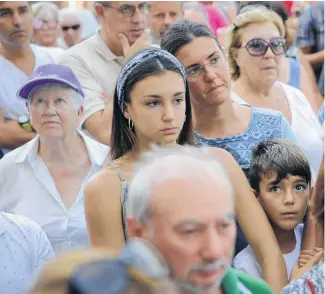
[0,64,109,254]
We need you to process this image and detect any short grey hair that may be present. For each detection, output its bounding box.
[127,145,234,223]
[27,83,84,110]
[31,2,59,21]
[59,7,83,25]
[182,1,210,26]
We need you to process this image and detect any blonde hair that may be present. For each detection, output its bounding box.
[225,5,285,80]
[29,249,177,294]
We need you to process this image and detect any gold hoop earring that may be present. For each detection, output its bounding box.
[128,119,134,130]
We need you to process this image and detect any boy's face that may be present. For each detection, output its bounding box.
[257,172,309,230]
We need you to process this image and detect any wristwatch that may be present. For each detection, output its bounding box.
[18,115,34,132]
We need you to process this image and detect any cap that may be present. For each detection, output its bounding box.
[17,64,85,100]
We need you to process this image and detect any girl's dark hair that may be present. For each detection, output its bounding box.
[160,19,222,56]
[249,139,312,193]
[110,53,193,160]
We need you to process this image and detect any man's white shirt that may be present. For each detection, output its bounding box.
[0,212,54,294]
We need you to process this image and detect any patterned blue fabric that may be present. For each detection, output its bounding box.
[194,106,298,172]
[295,3,324,53]
[288,58,301,90]
[116,48,186,112]
[281,261,324,294]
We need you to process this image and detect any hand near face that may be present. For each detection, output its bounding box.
[289,248,323,282]
[298,248,323,267]
[118,29,151,61]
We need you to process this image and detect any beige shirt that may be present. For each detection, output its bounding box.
[58,30,125,126]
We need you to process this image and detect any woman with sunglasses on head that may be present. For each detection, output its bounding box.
[160,19,298,292]
[227,5,323,182]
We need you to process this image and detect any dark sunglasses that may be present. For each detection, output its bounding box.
[103,2,151,18]
[240,37,286,56]
[62,24,81,32]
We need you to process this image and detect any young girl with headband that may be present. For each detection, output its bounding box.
[84,48,287,293]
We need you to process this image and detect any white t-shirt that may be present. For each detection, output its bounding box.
[0,212,54,294]
[0,44,57,121]
[0,44,57,154]
[231,83,324,181]
[233,224,304,279]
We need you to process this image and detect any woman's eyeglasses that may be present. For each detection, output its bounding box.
[103,2,151,18]
[239,37,286,56]
[62,24,81,32]
[33,19,58,30]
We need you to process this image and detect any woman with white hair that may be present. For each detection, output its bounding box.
[59,7,83,49]
[0,64,109,254]
[31,2,60,47]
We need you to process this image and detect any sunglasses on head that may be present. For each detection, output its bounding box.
[240,37,286,56]
[33,19,58,30]
[62,24,81,32]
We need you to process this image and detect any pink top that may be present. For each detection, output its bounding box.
[201,4,229,36]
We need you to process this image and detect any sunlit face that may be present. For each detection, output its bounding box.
[126,71,186,147]
[33,17,59,47]
[258,172,309,231]
[144,177,235,292]
[150,2,182,38]
[29,87,83,139]
[100,1,149,46]
[176,37,231,108]
[234,21,285,87]
[0,1,33,47]
[60,16,82,47]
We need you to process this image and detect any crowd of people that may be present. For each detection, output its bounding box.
[0,1,324,294]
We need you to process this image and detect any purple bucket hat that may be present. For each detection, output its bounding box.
[17,64,85,100]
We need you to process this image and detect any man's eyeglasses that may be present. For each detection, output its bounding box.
[33,19,58,30]
[103,2,151,18]
[186,54,222,78]
[239,37,286,57]
[62,24,81,32]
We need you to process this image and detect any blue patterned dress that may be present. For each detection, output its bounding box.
[194,105,298,254]
[194,106,298,176]
[281,261,324,294]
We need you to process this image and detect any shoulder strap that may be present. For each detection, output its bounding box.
[301,278,316,294]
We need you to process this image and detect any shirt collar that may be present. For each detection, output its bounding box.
[14,135,40,164]
[0,213,6,235]
[14,130,107,170]
[94,28,125,65]
[78,130,108,170]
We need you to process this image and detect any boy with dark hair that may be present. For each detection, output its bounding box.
[233,139,311,279]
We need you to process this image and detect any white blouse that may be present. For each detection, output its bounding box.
[231,82,323,181]
[0,131,109,254]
